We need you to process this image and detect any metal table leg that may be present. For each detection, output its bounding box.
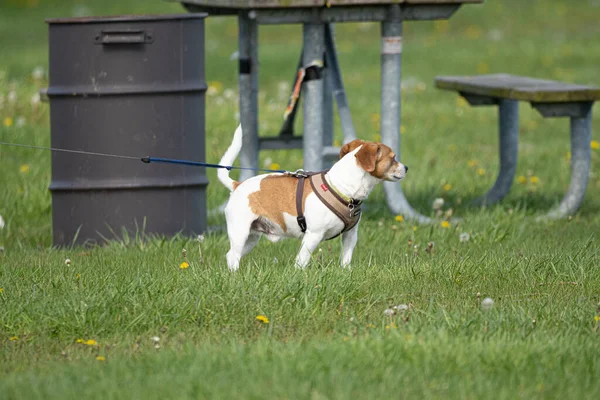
[324,24,357,144]
[302,22,325,172]
[381,7,431,223]
[474,99,519,205]
[545,107,592,219]
[238,13,259,181]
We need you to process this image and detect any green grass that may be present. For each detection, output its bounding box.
[1,0,600,398]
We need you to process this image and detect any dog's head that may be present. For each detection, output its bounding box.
[339,139,407,182]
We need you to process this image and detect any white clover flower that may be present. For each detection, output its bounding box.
[223,89,235,100]
[263,157,273,168]
[16,116,25,128]
[383,308,395,316]
[31,93,41,106]
[459,232,471,242]
[0,214,5,229]
[393,304,409,312]
[32,66,45,80]
[432,197,444,210]
[481,297,494,310]
[197,234,205,243]
[273,257,279,264]
[65,258,71,266]
[151,336,160,343]
[8,91,17,104]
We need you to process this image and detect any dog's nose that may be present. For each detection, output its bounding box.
[404,165,409,173]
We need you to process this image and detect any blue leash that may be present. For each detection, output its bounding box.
[0,141,289,175]
[141,156,288,174]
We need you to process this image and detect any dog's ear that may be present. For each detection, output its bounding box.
[339,139,365,159]
[355,142,380,172]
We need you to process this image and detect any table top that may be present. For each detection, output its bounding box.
[174,0,483,9]
[435,74,600,103]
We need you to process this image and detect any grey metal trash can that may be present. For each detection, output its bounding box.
[46,14,208,246]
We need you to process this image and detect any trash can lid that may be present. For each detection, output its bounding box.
[46,13,207,25]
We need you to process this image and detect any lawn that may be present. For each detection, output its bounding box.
[1,0,600,399]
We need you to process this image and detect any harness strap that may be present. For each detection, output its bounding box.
[310,173,362,236]
[296,175,307,233]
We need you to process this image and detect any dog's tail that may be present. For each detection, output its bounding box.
[218,124,243,191]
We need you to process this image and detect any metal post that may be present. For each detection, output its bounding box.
[474,99,519,205]
[380,6,431,223]
[302,22,325,172]
[545,108,592,219]
[324,23,357,144]
[238,13,259,181]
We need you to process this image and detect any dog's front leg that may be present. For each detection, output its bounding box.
[341,224,359,268]
[294,232,324,269]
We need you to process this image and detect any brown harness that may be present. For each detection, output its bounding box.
[294,171,362,239]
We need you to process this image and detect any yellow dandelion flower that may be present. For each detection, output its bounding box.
[477,168,486,176]
[76,338,84,343]
[591,140,599,150]
[526,120,538,131]
[594,315,600,322]
[255,315,269,324]
[400,125,406,134]
[395,215,404,223]
[269,163,280,171]
[96,356,106,361]
[84,339,97,346]
[565,151,571,161]
[76,273,81,280]
[9,336,19,341]
[413,226,417,232]
[530,176,540,184]
[3,117,13,127]
[443,184,452,192]
[517,176,527,184]
[476,62,489,74]
[0,288,3,293]
[180,261,190,269]
[20,164,30,173]
[464,25,482,40]
[467,159,478,168]
[207,80,223,94]
[441,221,451,229]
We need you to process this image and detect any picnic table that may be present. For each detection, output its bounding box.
[170,0,484,223]
[436,74,600,219]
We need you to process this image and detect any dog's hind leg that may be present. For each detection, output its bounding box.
[225,219,254,272]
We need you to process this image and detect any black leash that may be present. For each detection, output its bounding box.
[0,141,288,174]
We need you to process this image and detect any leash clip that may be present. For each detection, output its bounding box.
[287,169,309,178]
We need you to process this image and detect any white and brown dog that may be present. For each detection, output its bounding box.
[218,125,408,271]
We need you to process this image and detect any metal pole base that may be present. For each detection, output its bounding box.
[542,111,592,219]
[473,99,519,206]
[381,10,431,223]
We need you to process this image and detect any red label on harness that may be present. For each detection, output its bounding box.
[321,183,328,191]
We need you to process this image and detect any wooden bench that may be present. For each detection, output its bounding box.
[435,73,600,219]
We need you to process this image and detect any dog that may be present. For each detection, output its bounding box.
[218,125,408,271]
